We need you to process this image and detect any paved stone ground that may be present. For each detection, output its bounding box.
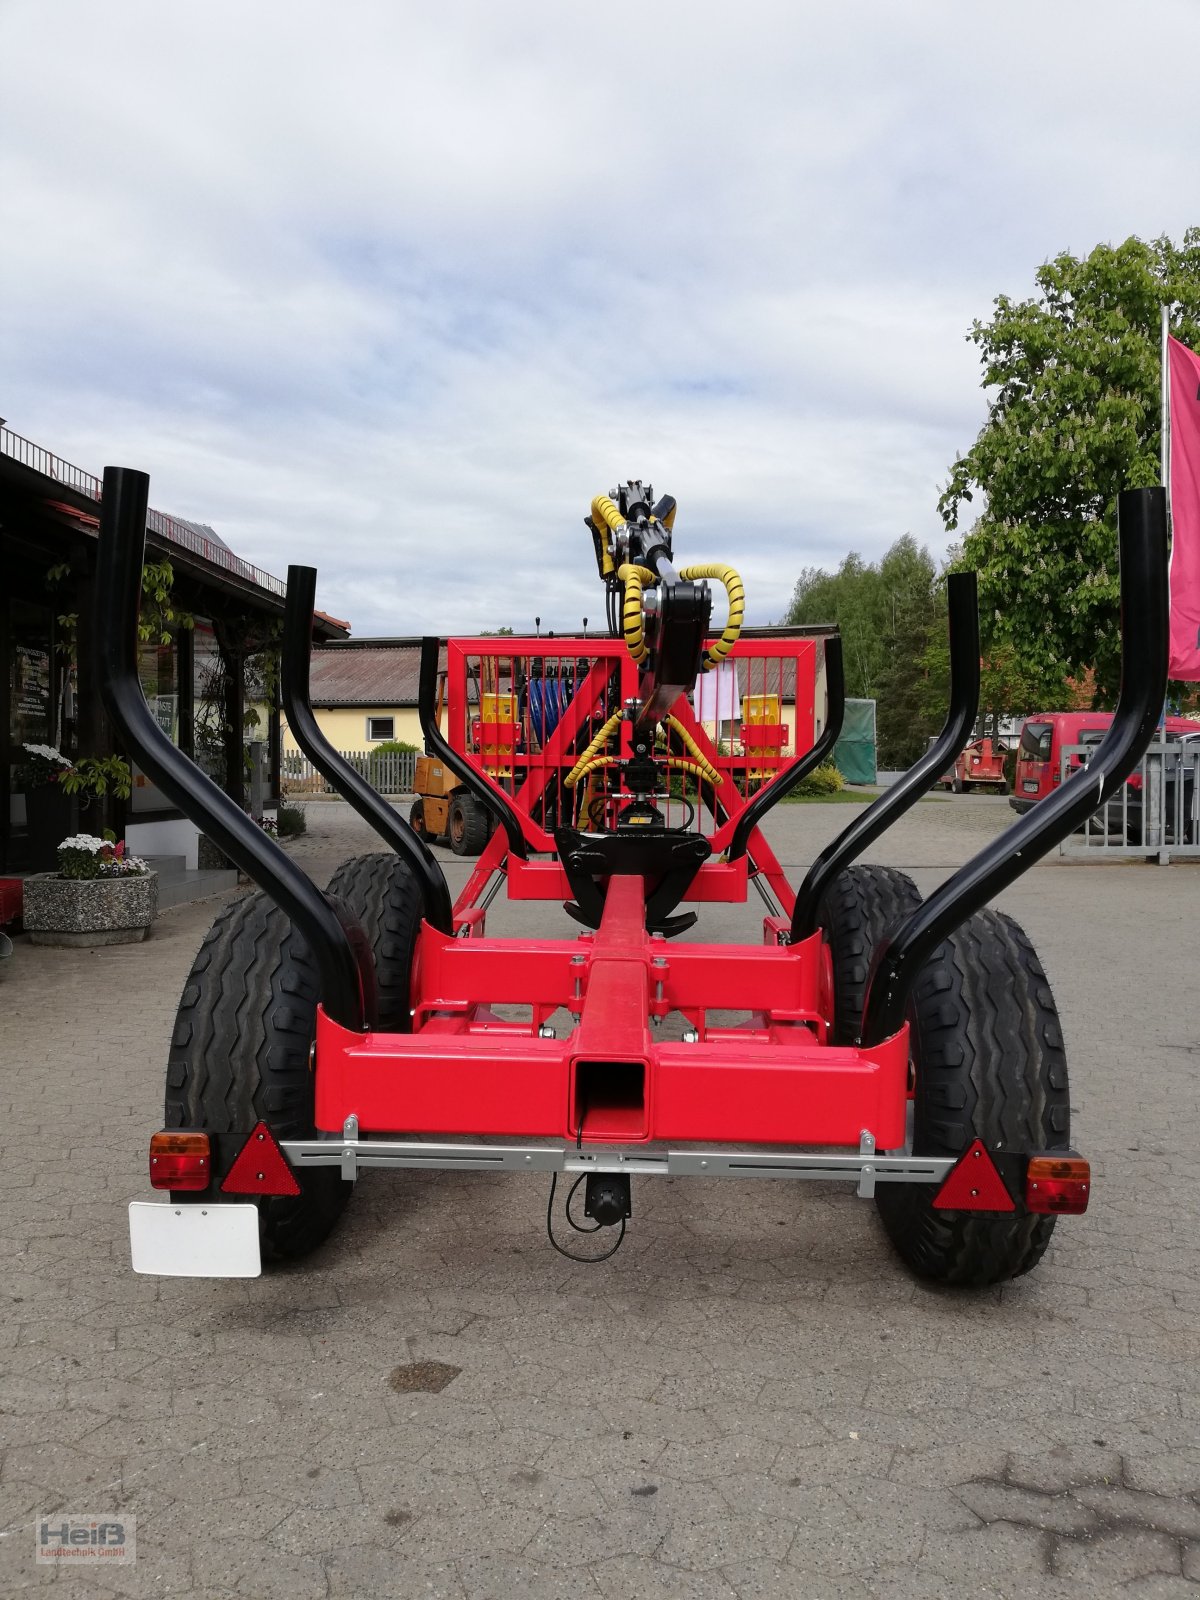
[2,795,1200,1598]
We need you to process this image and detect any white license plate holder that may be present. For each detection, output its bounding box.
[128,1200,262,1277]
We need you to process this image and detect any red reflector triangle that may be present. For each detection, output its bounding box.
[932,1138,1014,1212]
[221,1121,301,1197]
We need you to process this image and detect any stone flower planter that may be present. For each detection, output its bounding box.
[23,872,158,947]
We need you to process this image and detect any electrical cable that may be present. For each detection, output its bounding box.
[545,1171,628,1262]
[670,795,696,829]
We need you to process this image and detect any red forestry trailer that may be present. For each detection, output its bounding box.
[103,474,1167,1284]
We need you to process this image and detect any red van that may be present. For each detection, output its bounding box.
[1010,711,1200,814]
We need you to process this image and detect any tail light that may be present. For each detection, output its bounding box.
[149,1131,210,1191]
[1026,1155,1090,1214]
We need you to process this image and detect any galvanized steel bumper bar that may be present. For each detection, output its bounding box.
[281,1136,954,1198]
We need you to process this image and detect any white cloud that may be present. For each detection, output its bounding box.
[2,0,1198,634]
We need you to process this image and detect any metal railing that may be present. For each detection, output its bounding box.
[0,425,286,598]
[282,748,418,797]
[1060,741,1200,861]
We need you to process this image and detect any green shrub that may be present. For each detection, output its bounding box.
[277,804,307,837]
[793,760,844,797]
[368,739,419,763]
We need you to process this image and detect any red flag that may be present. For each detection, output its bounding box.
[1168,334,1200,680]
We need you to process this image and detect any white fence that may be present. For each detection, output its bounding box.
[282,749,418,797]
[1059,741,1200,862]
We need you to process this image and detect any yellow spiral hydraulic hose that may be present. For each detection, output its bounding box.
[679,562,745,670]
[591,495,625,539]
[563,754,621,790]
[664,717,722,786]
[617,563,655,664]
[665,757,722,785]
[589,494,625,577]
[563,711,625,788]
[565,754,716,795]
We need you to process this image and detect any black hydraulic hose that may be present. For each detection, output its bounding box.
[418,637,528,859]
[93,467,371,1032]
[860,487,1169,1046]
[726,637,845,863]
[282,567,454,936]
[790,571,980,941]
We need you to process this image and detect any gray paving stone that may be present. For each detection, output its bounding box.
[457,1550,605,1598]
[3,800,1200,1598]
[1122,1578,1200,1600]
[726,1557,873,1598]
[1124,1450,1200,1495]
[1005,1442,1126,1491]
[916,1520,1056,1584]
[653,1485,797,1568]
[324,1543,466,1598]
[656,1435,782,1480]
[1050,1526,1184,1584]
[190,1535,328,1597]
[525,1507,668,1565]
[958,1478,1096,1534]
[594,1553,740,1598]
[1069,1483,1200,1539]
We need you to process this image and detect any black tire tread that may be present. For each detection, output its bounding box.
[818,864,923,1045]
[325,853,423,1032]
[874,908,1070,1286]
[449,792,489,856]
[164,890,350,1263]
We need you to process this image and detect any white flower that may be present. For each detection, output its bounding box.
[23,743,71,765]
[58,835,106,852]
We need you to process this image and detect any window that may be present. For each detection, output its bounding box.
[1019,722,1052,761]
[366,716,394,742]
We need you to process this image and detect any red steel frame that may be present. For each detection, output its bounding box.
[445,636,817,916]
[315,874,910,1150]
[311,630,912,1154]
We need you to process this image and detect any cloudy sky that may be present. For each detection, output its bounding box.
[2,0,1198,636]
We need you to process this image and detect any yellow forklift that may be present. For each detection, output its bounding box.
[409,661,509,855]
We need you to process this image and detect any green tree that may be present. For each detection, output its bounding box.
[919,631,1059,736]
[787,554,885,699]
[786,535,942,767]
[940,231,1200,702]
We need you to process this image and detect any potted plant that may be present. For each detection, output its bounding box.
[57,753,134,805]
[17,744,77,865]
[18,747,133,868]
[23,833,158,947]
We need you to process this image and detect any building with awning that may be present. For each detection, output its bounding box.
[0,425,347,874]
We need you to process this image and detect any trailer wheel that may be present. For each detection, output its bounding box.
[409,799,428,838]
[874,909,1070,1286]
[164,890,350,1264]
[952,772,965,794]
[818,864,922,1045]
[326,853,424,1032]
[449,792,489,855]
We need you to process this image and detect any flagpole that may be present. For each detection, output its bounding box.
[1159,305,1171,828]
[1162,302,1171,496]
